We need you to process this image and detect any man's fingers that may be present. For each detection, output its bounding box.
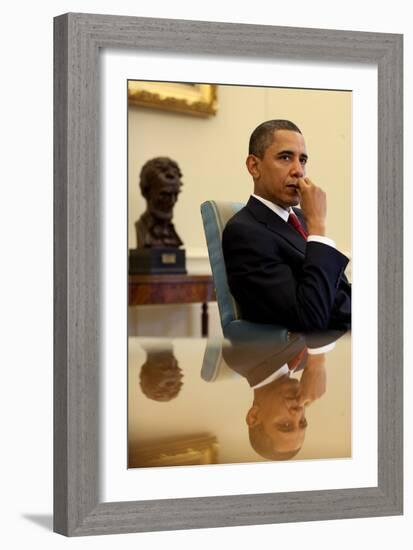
[297,177,312,190]
[297,393,311,407]
[296,178,306,192]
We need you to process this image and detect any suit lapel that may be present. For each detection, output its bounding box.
[224,331,306,386]
[246,196,307,255]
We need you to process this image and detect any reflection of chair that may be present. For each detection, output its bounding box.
[200,200,244,332]
[201,322,290,382]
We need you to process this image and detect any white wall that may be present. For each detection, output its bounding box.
[1,1,410,549]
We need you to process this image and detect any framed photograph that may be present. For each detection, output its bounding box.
[54,13,403,536]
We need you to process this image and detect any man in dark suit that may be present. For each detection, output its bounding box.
[222,120,351,331]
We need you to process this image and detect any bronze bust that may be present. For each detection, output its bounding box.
[135,157,184,248]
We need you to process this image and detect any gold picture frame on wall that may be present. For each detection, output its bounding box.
[128,80,218,117]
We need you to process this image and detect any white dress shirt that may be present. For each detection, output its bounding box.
[251,194,336,248]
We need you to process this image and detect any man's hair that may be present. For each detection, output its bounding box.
[248,424,301,461]
[248,119,302,158]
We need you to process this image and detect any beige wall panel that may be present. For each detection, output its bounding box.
[265,87,352,250]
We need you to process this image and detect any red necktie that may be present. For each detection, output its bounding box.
[288,212,308,239]
[287,347,308,371]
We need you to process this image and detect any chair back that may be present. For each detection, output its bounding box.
[200,200,244,329]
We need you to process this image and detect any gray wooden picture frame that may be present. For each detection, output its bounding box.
[53,13,403,536]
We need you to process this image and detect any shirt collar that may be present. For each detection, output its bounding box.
[252,194,291,222]
[252,364,290,389]
[251,342,337,389]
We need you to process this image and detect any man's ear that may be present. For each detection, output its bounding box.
[246,154,260,179]
[246,404,261,427]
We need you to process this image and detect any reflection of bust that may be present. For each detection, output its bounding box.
[135,157,183,248]
[139,349,184,401]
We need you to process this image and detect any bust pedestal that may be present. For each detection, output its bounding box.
[128,248,187,275]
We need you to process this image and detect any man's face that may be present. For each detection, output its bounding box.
[252,377,308,453]
[247,129,308,209]
[264,377,307,452]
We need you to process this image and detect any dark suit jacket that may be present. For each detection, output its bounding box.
[222,196,351,331]
[222,328,346,387]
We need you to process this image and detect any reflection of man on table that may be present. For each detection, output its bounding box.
[223,120,351,331]
[223,330,343,460]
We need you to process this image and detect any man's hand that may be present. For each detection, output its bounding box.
[296,177,327,236]
[296,354,327,406]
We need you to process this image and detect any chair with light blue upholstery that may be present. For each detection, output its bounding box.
[200,200,245,333]
[201,200,286,337]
